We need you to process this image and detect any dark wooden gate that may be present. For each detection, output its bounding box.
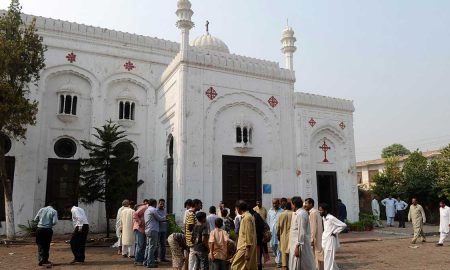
[222,155,261,215]
[45,158,80,219]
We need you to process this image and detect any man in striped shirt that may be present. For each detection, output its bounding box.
[185,199,202,270]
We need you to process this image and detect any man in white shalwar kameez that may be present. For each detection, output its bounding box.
[436,200,450,246]
[381,195,396,227]
[114,200,129,253]
[119,204,136,257]
[319,203,347,270]
[288,196,315,270]
[371,197,382,227]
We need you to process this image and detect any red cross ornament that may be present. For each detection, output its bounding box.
[268,96,278,108]
[308,118,316,127]
[205,87,217,100]
[339,121,346,130]
[66,52,76,63]
[319,137,331,162]
[124,61,135,71]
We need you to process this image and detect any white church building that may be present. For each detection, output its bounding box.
[1,0,358,233]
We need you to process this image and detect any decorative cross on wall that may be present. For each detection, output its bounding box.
[124,61,135,71]
[205,87,217,100]
[66,52,76,63]
[268,96,278,108]
[319,137,331,162]
[308,117,316,127]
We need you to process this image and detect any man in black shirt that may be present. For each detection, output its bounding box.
[192,212,209,270]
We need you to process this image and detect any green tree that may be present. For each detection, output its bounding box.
[0,0,46,240]
[371,157,402,199]
[401,150,439,222]
[381,143,411,158]
[79,121,142,237]
[434,144,450,198]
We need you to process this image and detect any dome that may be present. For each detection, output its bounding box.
[191,33,230,53]
[282,26,295,38]
[177,0,192,10]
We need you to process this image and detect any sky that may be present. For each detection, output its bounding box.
[1,0,449,161]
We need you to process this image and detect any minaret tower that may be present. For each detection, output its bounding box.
[176,0,194,59]
[281,25,297,70]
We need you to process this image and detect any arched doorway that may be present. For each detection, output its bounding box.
[166,135,174,214]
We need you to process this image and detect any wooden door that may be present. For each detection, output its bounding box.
[316,171,338,216]
[222,155,261,216]
[166,157,174,214]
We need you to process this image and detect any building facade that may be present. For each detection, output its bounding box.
[1,0,358,233]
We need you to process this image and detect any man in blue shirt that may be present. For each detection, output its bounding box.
[34,202,58,266]
[155,198,169,262]
[267,198,283,268]
[143,198,167,268]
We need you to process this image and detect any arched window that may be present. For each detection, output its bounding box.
[118,100,136,121]
[131,103,135,120]
[119,101,124,120]
[1,133,12,155]
[243,127,248,144]
[249,128,252,143]
[58,94,78,116]
[236,127,242,143]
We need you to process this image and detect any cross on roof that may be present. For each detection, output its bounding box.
[319,137,331,162]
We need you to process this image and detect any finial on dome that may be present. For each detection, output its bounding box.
[206,20,209,34]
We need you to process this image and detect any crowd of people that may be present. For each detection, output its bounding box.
[372,195,450,246]
[32,196,350,269]
[30,192,450,269]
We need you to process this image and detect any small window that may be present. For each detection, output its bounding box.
[58,94,78,116]
[131,103,135,120]
[114,141,135,160]
[54,138,77,158]
[119,101,124,120]
[72,96,77,115]
[235,125,252,144]
[1,133,12,155]
[118,100,136,121]
[236,127,242,143]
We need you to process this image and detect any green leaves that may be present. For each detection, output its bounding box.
[381,143,411,159]
[0,0,46,139]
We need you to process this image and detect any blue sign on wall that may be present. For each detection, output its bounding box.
[263,184,272,194]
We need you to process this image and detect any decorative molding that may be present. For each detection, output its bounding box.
[295,92,354,112]
[161,47,296,84]
[14,11,180,54]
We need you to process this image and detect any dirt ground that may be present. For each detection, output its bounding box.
[0,234,449,269]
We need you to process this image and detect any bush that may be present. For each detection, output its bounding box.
[347,211,374,231]
[167,214,183,237]
[18,220,38,236]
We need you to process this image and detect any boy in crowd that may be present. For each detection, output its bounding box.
[192,212,209,270]
[209,218,229,270]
